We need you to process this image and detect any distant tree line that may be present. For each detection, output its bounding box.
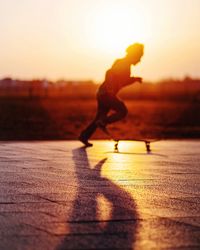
[0,76,200,101]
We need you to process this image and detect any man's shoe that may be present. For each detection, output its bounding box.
[78,135,93,147]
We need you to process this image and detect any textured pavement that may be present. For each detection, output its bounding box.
[0,140,200,250]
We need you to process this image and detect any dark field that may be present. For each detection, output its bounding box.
[0,97,200,140]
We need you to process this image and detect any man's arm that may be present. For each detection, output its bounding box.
[126,77,143,85]
[131,77,143,83]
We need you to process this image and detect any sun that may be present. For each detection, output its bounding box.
[89,2,149,56]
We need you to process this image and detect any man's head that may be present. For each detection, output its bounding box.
[125,43,144,65]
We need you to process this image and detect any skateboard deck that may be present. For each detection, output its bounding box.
[113,139,159,153]
[100,127,159,152]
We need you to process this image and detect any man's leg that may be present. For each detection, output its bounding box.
[105,97,128,124]
[79,99,109,145]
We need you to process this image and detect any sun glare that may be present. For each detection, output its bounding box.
[89,3,150,56]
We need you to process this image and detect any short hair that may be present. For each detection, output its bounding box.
[126,43,144,55]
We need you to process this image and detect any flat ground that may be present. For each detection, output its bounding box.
[0,140,200,250]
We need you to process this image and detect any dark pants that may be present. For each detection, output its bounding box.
[80,92,128,140]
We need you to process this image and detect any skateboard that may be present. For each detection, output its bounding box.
[100,127,158,153]
[113,138,159,153]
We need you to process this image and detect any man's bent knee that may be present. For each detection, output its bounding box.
[119,105,128,119]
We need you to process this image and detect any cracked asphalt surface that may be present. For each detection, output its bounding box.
[0,140,200,250]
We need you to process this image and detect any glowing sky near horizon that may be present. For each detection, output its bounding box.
[0,0,199,82]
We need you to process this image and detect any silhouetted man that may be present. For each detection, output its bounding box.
[79,43,144,146]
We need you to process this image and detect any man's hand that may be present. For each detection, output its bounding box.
[127,77,143,85]
[133,77,143,83]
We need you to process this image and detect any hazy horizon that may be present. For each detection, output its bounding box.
[0,0,199,82]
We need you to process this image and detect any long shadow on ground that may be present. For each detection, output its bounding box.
[57,146,138,250]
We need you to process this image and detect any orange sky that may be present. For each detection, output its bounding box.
[0,0,199,82]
